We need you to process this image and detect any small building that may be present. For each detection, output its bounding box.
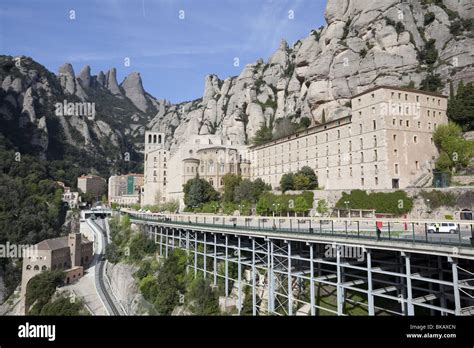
[77,174,107,198]
[108,173,144,206]
[62,186,81,209]
[21,233,93,296]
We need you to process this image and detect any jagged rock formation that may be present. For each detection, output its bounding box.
[0,0,473,173]
[147,0,473,152]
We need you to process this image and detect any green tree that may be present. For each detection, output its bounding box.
[294,174,311,190]
[252,122,273,145]
[448,81,474,130]
[296,166,318,189]
[317,199,329,216]
[280,173,295,193]
[222,173,241,203]
[433,123,474,171]
[39,295,87,316]
[154,250,188,314]
[187,277,220,315]
[256,194,272,216]
[183,176,219,208]
[294,196,310,216]
[26,270,65,314]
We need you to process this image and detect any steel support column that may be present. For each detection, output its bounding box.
[450,257,461,315]
[336,246,343,316]
[252,238,257,316]
[237,236,242,314]
[309,243,315,316]
[405,254,415,316]
[287,241,293,315]
[367,250,375,316]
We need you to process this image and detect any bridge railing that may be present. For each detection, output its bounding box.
[124,210,474,248]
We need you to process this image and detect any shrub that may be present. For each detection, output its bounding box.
[335,190,413,216]
[424,12,435,26]
[420,190,457,209]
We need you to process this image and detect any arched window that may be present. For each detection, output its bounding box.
[41,265,47,271]
[153,134,157,143]
[34,265,39,271]
[26,265,32,270]
[148,134,152,143]
[209,178,214,186]
[158,134,162,144]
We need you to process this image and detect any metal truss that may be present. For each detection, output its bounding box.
[141,223,474,316]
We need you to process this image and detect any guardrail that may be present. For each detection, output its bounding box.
[125,210,474,249]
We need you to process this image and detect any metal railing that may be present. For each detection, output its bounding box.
[125,210,474,249]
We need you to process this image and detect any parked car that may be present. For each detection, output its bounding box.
[427,222,459,234]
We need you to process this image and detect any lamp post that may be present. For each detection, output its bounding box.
[344,201,350,218]
[426,199,431,214]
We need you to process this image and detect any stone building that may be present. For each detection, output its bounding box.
[143,86,448,206]
[20,233,93,296]
[249,86,448,190]
[143,132,249,207]
[77,174,107,198]
[108,173,144,206]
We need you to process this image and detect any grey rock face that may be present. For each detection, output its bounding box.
[106,68,122,95]
[77,65,91,88]
[58,63,76,95]
[121,72,148,112]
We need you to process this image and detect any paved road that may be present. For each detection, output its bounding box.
[88,218,124,315]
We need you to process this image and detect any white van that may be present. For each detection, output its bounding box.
[427,222,459,234]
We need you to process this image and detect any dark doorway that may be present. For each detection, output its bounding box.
[460,209,473,220]
[392,179,400,189]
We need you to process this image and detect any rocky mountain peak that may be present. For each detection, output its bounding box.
[106,68,121,95]
[77,65,91,88]
[121,71,148,112]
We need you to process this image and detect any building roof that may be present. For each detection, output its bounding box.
[78,174,105,180]
[36,235,92,251]
[196,146,237,153]
[183,157,200,162]
[352,85,447,99]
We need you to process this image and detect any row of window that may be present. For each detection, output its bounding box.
[356,91,443,105]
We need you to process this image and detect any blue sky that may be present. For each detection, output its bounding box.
[0,0,326,103]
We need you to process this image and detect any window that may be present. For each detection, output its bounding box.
[337,130,340,139]
[359,124,363,134]
[415,161,419,170]
[392,118,396,126]
[338,168,341,178]
[360,138,363,149]
[373,119,376,130]
[414,136,418,144]
[394,149,398,156]
[361,166,364,175]
[405,93,408,101]
[393,134,397,141]
[350,167,353,176]
[360,152,364,163]
[361,178,365,186]
[374,149,378,161]
[373,135,377,147]
[395,164,399,174]
[326,133,329,142]
[406,120,410,127]
[349,140,352,151]
[375,177,379,185]
[375,164,378,174]
[416,95,419,102]
[399,119,402,126]
[418,121,421,128]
